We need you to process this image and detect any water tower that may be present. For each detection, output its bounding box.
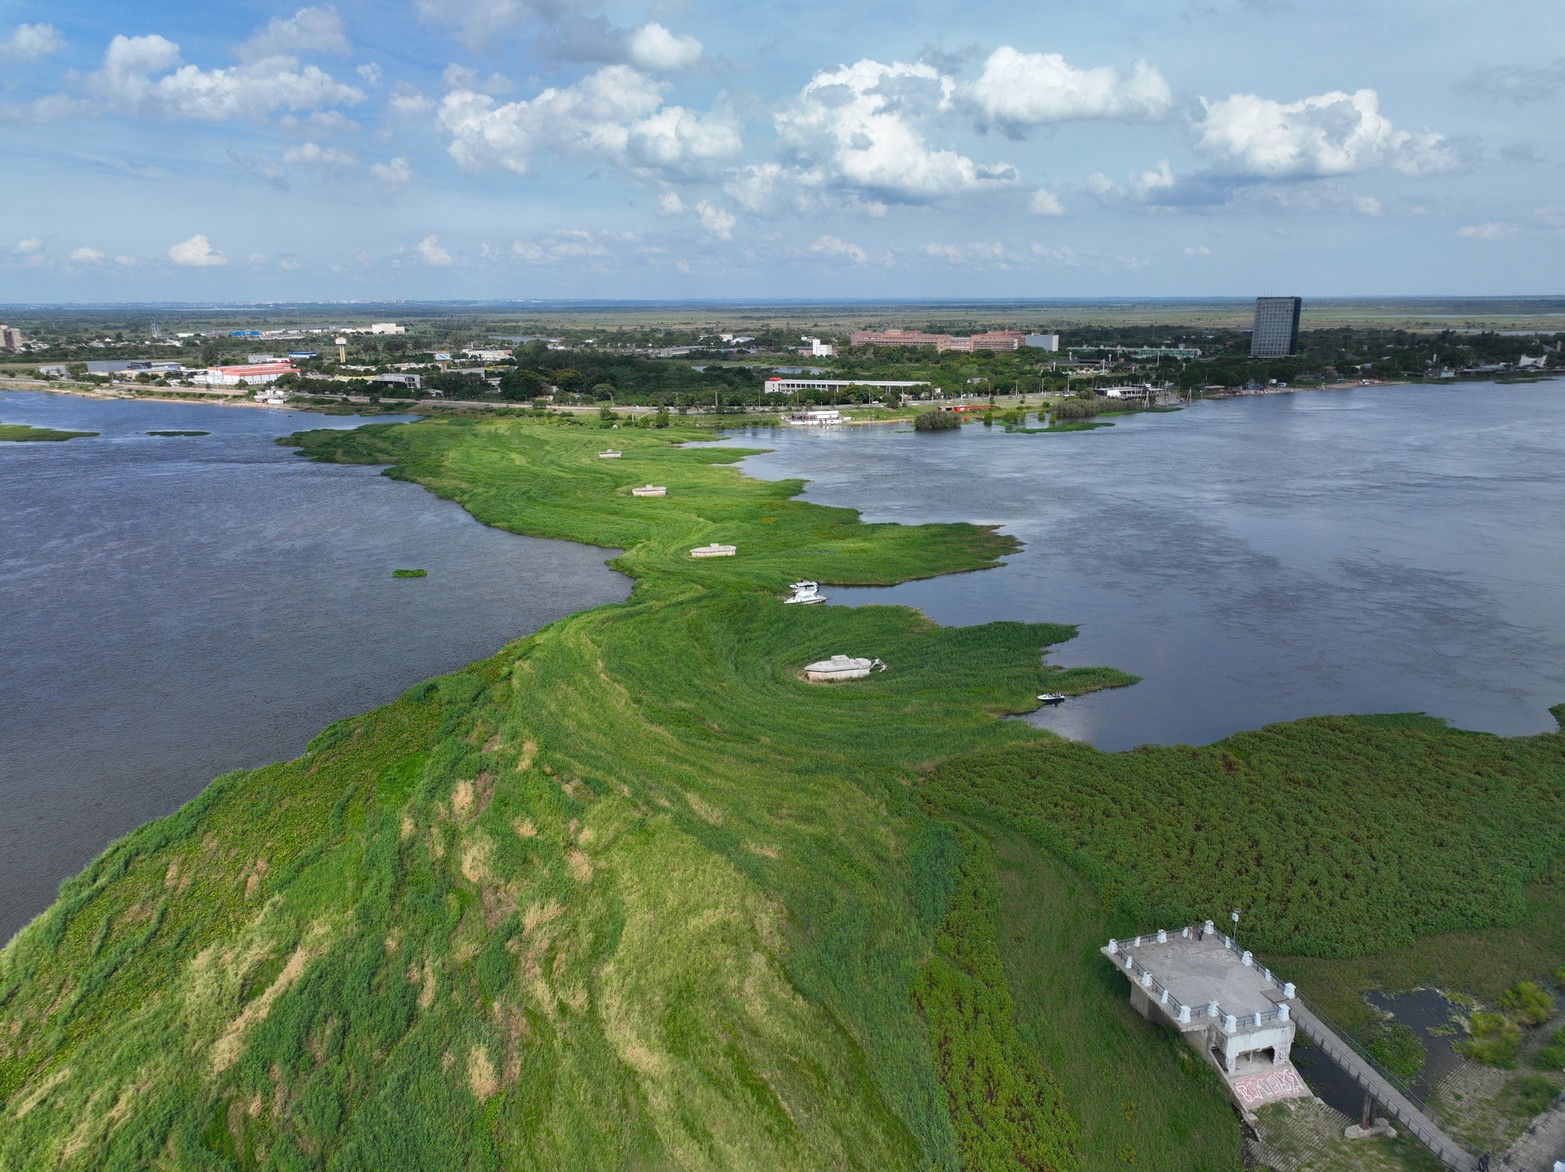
[335,336,347,363]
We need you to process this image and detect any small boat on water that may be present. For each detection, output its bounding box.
[784,579,826,605]
[804,655,887,682]
[1036,693,1066,705]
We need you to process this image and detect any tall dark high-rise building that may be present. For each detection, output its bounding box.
[1250,297,1302,358]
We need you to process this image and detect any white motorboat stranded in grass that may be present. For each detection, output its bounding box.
[803,655,887,682]
[784,579,826,605]
[1036,693,1066,705]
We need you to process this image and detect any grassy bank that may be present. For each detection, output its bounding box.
[3,414,1562,1170]
[0,417,1130,1169]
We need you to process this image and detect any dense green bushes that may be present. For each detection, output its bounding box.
[912,831,1079,1171]
[913,410,960,431]
[922,713,1565,958]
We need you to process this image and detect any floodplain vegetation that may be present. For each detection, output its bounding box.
[2,415,1563,1171]
[0,421,97,441]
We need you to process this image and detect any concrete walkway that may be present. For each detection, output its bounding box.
[1289,1000,1478,1170]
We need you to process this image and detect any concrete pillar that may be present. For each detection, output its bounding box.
[1224,1014,1237,1033]
[1242,950,1253,967]
[1140,971,1153,989]
[1203,920,1215,935]
[1156,929,1167,943]
[1278,1003,1290,1021]
[1177,1004,1191,1024]
[1159,988,1169,1006]
[1107,939,1119,954]
[1283,982,1295,999]
[1124,955,1135,970]
[1181,926,1190,938]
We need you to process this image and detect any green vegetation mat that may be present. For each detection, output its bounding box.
[0,423,97,441]
[2,414,1561,1171]
[391,568,428,578]
[147,430,210,437]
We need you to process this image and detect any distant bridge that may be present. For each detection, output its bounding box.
[1289,997,1478,1171]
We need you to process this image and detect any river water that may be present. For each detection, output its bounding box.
[0,392,628,941]
[719,382,1565,750]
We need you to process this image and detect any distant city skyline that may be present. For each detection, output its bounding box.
[1,0,1561,301]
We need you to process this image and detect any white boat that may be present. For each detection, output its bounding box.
[804,655,887,682]
[1036,693,1066,705]
[689,543,736,558]
[597,449,622,459]
[784,579,826,605]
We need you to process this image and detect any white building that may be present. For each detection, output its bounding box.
[1024,333,1061,351]
[800,336,837,357]
[369,323,406,335]
[764,377,930,397]
[189,361,296,387]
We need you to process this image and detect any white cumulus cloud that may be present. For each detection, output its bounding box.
[15,236,44,254]
[693,200,735,239]
[776,59,1017,204]
[626,24,702,72]
[371,156,412,189]
[417,235,452,264]
[0,23,64,62]
[969,48,1171,133]
[440,65,737,180]
[237,7,350,62]
[1028,189,1066,216]
[84,33,365,121]
[1192,89,1457,178]
[168,234,227,266]
[1087,159,1177,204]
[282,141,357,166]
[808,234,868,263]
[69,246,106,262]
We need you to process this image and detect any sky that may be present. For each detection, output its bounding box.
[1,0,1561,301]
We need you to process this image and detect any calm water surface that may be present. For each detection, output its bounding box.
[719,382,1565,750]
[0,392,627,940]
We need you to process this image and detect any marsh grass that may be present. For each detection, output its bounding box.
[4,415,1560,1170]
[0,423,97,441]
[1,418,1130,1169]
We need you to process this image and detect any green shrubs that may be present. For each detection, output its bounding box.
[913,410,959,431]
[391,568,428,578]
[912,830,1080,1171]
[1498,980,1555,1026]
[920,715,1565,958]
[1366,1023,1426,1084]
[1535,1026,1565,1070]
[1456,1012,1521,1067]
[1501,1073,1559,1116]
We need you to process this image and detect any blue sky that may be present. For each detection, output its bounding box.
[1,0,1560,300]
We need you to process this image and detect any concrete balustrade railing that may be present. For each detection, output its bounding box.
[1104,943,1286,1037]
